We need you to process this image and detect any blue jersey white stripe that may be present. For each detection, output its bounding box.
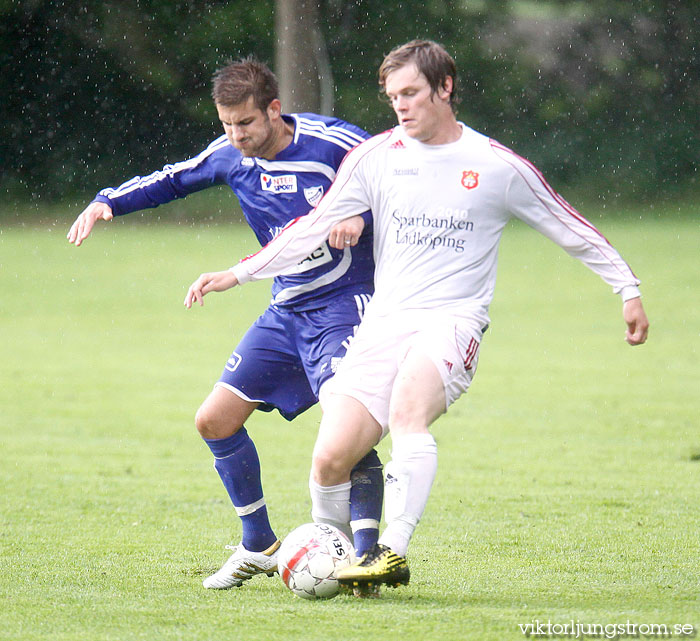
[294,115,367,150]
[100,137,230,199]
[92,112,375,311]
[272,246,353,305]
[255,158,337,181]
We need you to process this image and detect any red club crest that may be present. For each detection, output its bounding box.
[461,170,479,190]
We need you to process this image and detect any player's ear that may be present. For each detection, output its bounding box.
[266,98,283,120]
[438,76,453,102]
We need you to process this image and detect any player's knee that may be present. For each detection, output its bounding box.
[194,403,241,440]
[194,404,215,438]
[311,448,353,486]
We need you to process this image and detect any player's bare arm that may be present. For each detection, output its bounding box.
[67,201,114,246]
[184,269,239,309]
[623,297,649,346]
[328,215,366,249]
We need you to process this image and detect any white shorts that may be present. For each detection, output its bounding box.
[321,310,484,436]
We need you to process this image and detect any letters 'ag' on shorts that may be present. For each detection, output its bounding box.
[323,310,483,434]
[215,293,369,421]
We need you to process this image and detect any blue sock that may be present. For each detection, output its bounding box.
[349,448,384,556]
[203,428,277,552]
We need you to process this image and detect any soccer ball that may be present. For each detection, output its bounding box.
[278,523,355,599]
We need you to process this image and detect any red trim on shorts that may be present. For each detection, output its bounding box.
[463,337,479,371]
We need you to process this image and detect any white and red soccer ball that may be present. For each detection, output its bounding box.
[278,523,355,599]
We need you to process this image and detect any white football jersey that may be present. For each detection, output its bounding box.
[233,124,640,331]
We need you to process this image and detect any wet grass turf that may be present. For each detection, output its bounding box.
[1,206,698,640]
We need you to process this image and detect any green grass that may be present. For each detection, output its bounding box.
[1,206,698,640]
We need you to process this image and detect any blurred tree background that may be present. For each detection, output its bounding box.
[1,0,697,209]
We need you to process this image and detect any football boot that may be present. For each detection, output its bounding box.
[202,539,281,589]
[337,543,410,589]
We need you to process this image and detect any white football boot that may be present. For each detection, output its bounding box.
[202,539,281,589]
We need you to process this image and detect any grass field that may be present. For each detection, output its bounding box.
[1,204,698,641]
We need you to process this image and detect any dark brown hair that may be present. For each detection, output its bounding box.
[211,56,279,111]
[378,40,460,108]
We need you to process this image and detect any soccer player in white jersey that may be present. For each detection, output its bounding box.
[185,41,650,590]
[67,58,384,591]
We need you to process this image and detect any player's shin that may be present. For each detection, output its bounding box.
[203,428,277,552]
[378,432,437,557]
[349,448,384,556]
[309,477,352,540]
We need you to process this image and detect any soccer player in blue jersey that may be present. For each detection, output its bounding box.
[67,57,383,590]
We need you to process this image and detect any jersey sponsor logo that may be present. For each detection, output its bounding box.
[285,241,334,274]
[304,185,324,207]
[241,157,254,166]
[392,210,474,232]
[260,173,298,193]
[395,229,466,252]
[225,352,243,373]
[391,209,473,253]
[461,170,480,190]
[393,168,419,176]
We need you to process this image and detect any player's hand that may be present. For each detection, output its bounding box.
[67,201,114,246]
[623,297,649,346]
[328,215,365,250]
[184,270,239,308]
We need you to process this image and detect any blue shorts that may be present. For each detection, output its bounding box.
[216,292,371,421]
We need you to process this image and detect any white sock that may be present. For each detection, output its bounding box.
[309,478,352,540]
[378,432,437,557]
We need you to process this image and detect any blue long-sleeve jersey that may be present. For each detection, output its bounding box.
[93,113,375,311]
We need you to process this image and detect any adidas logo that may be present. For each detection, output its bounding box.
[389,139,406,149]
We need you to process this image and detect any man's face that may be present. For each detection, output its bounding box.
[384,63,452,144]
[216,95,276,158]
